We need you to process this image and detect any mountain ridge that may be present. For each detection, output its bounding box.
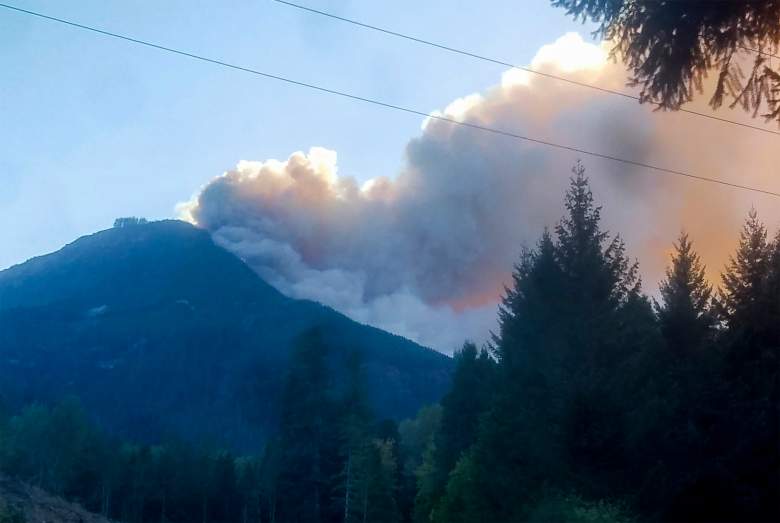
[0,220,452,451]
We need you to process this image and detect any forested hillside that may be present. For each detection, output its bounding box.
[0,332,436,523]
[0,220,452,451]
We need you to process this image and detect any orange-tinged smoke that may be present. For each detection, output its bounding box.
[181,33,780,352]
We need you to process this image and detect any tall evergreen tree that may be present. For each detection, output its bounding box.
[431,342,493,488]
[274,328,339,523]
[655,232,714,352]
[436,163,653,522]
[626,232,720,517]
[359,438,401,523]
[335,354,373,523]
[764,231,780,344]
[496,230,564,374]
[676,211,780,523]
[399,404,441,523]
[555,161,641,316]
[717,209,771,335]
[553,164,651,495]
[413,342,494,522]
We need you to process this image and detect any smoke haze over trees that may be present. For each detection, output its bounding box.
[180,33,779,352]
[1,162,776,523]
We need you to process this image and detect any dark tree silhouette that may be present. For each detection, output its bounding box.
[717,208,771,333]
[656,231,714,352]
[553,0,780,122]
[430,163,655,523]
[272,328,339,523]
[412,342,494,522]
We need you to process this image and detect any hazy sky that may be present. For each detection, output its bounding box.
[0,0,597,269]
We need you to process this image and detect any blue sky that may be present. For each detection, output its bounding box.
[0,0,598,270]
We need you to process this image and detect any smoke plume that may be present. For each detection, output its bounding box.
[180,33,779,352]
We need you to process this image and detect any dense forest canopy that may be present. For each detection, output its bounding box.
[553,0,780,122]
[1,163,777,523]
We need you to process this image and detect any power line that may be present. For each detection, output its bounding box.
[272,0,780,137]
[1,2,778,198]
[740,45,780,61]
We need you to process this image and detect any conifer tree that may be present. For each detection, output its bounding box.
[629,233,719,516]
[496,230,563,372]
[437,163,651,522]
[336,354,373,523]
[548,164,648,489]
[361,438,400,523]
[555,161,640,316]
[764,231,780,344]
[274,328,339,523]
[399,405,441,523]
[697,212,780,523]
[432,231,565,523]
[413,342,494,522]
[656,232,714,351]
[432,343,493,484]
[718,209,771,334]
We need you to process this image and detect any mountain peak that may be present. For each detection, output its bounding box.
[0,219,285,312]
[0,220,452,450]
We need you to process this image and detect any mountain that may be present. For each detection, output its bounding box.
[0,220,452,450]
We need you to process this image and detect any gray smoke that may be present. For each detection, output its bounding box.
[180,33,779,352]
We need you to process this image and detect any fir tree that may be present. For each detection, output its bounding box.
[274,328,339,523]
[438,163,651,522]
[763,231,780,344]
[336,354,373,523]
[693,211,780,523]
[496,230,564,373]
[555,161,640,315]
[718,208,771,334]
[655,232,714,351]
[431,343,493,489]
[361,438,401,523]
[413,343,494,522]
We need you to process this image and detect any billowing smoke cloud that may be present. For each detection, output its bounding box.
[180,33,779,352]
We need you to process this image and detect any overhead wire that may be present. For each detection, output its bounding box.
[0,2,777,198]
[271,0,780,137]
